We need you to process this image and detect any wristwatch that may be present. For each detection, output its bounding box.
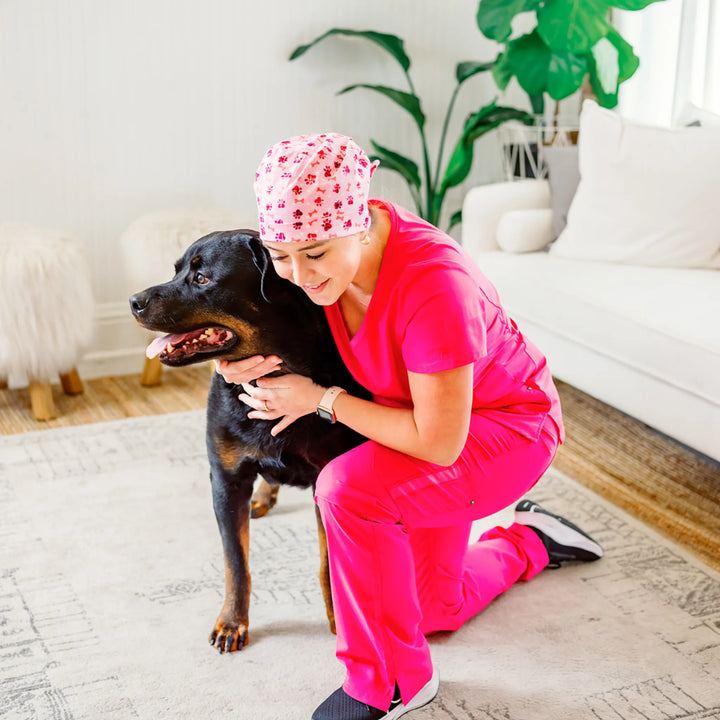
[316,386,346,424]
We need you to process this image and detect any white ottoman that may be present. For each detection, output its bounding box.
[120,207,256,385]
[0,223,94,420]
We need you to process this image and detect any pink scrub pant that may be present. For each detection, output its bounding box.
[314,413,559,710]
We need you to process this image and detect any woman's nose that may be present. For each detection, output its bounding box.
[290,257,309,286]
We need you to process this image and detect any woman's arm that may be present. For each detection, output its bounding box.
[244,363,474,467]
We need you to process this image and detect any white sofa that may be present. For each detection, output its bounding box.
[461,103,720,464]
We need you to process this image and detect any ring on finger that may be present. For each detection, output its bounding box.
[263,400,269,412]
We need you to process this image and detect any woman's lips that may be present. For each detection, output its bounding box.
[303,279,329,294]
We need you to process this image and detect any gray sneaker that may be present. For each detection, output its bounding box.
[515,500,603,568]
[311,669,439,720]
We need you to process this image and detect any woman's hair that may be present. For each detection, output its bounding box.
[254,133,378,243]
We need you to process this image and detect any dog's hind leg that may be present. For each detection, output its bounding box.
[251,477,280,518]
[315,503,336,635]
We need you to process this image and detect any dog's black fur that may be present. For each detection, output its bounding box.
[129,229,368,652]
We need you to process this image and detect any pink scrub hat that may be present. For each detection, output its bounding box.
[254,133,379,243]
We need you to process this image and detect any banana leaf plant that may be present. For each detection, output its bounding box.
[290,29,533,230]
[477,0,666,115]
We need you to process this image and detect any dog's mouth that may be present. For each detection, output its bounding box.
[145,327,236,364]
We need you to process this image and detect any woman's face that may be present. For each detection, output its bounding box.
[263,231,365,305]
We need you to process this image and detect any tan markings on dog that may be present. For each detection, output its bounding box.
[211,516,252,652]
[315,504,336,634]
[213,436,265,471]
[251,479,279,518]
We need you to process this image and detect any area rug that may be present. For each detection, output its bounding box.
[1,411,719,720]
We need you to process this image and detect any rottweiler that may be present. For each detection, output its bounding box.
[129,229,368,653]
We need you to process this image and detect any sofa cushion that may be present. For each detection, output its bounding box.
[497,209,553,253]
[543,145,580,239]
[551,100,720,269]
[476,251,720,405]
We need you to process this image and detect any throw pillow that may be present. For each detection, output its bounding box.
[497,209,554,253]
[550,100,720,269]
[673,101,720,127]
[543,145,580,239]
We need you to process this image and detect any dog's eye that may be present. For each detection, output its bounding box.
[194,272,209,284]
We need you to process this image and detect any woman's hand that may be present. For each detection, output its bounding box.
[213,355,283,385]
[238,373,326,436]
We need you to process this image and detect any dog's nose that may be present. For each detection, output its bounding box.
[129,292,149,316]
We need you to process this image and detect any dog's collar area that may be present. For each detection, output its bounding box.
[146,327,235,362]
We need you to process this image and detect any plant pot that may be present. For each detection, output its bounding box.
[499,120,579,181]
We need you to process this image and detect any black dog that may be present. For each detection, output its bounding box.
[129,229,367,653]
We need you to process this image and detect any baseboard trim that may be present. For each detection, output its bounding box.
[78,301,150,379]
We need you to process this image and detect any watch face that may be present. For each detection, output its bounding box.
[316,407,335,423]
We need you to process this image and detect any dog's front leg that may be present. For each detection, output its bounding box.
[208,467,254,653]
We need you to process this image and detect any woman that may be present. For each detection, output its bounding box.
[215,133,603,720]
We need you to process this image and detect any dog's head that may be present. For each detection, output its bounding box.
[129,229,320,367]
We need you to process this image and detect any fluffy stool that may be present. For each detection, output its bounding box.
[120,207,256,386]
[0,223,94,420]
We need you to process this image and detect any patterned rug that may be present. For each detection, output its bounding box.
[1,411,719,720]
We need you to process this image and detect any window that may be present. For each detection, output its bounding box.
[615,0,720,125]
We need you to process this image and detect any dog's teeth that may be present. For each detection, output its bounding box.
[167,343,175,352]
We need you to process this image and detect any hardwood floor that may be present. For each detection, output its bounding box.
[2,366,718,571]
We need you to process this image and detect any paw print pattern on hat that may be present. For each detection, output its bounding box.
[254,133,379,243]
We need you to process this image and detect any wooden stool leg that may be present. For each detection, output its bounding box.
[60,368,84,395]
[0,378,7,390]
[141,356,163,386]
[29,379,56,421]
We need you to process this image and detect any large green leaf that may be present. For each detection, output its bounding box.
[369,140,421,191]
[491,51,514,91]
[589,37,620,95]
[338,84,425,131]
[611,0,665,9]
[505,31,551,98]
[440,105,534,192]
[547,49,589,100]
[607,27,640,83]
[455,61,494,85]
[476,0,541,42]
[537,0,611,55]
[587,43,619,107]
[289,28,411,72]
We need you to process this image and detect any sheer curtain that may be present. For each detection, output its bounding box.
[615,0,720,125]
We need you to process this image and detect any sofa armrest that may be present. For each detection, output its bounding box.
[461,179,551,255]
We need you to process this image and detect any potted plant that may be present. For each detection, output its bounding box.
[290,29,533,230]
[476,0,665,178]
[476,0,666,115]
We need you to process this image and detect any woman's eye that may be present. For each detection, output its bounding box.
[307,252,325,260]
[195,272,209,284]
[269,255,286,262]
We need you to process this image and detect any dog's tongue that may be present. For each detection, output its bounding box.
[146,334,185,359]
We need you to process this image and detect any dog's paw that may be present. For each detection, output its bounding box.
[250,481,279,519]
[208,619,249,654]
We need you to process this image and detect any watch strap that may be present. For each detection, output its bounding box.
[317,386,346,423]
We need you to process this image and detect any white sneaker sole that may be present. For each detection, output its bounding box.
[516,510,603,559]
[384,669,439,720]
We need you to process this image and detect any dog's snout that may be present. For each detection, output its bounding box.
[129,291,150,316]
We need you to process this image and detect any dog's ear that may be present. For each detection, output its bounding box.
[246,233,273,303]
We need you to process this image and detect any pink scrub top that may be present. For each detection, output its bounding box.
[324,199,564,444]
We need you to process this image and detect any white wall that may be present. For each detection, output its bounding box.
[0,0,516,379]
